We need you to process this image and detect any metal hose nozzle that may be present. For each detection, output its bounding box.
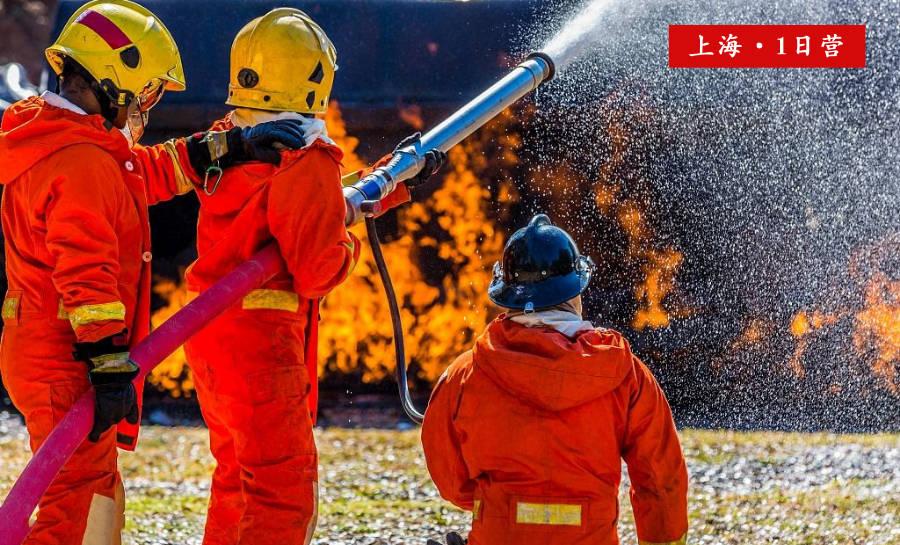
[343,51,556,226]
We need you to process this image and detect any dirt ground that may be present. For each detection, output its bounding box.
[1,413,899,544]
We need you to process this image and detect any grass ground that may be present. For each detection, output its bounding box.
[1,415,899,544]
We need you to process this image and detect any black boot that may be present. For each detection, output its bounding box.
[427,532,467,545]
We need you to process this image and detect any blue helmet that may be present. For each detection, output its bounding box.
[488,214,594,310]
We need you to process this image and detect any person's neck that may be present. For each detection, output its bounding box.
[506,302,583,320]
[59,87,100,116]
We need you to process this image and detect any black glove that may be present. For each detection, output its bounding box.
[393,133,448,189]
[184,118,309,176]
[73,332,140,443]
[426,532,467,545]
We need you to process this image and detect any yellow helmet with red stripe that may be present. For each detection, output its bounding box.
[46,0,185,108]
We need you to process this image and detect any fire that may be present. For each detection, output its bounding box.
[323,103,367,172]
[144,83,711,406]
[853,271,900,394]
[788,311,837,379]
[790,310,838,339]
[711,317,777,376]
[397,103,425,131]
[783,237,900,393]
[593,116,685,330]
[149,98,691,397]
[148,277,194,397]
[147,101,514,394]
[318,102,517,383]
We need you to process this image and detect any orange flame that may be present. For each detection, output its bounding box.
[787,310,839,379]
[318,102,517,383]
[398,103,425,131]
[594,118,685,330]
[148,100,688,396]
[148,277,194,397]
[785,238,899,392]
[853,272,900,393]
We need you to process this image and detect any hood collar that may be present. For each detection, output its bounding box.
[0,97,130,186]
[507,304,595,337]
[473,317,634,412]
[39,91,88,116]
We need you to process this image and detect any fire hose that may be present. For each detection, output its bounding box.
[365,216,425,423]
[0,51,554,544]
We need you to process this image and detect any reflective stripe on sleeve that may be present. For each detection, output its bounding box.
[204,131,229,161]
[639,534,688,545]
[515,502,582,526]
[69,301,126,329]
[163,140,195,195]
[343,237,359,277]
[341,171,361,186]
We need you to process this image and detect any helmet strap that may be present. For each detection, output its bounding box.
[89,80,120,125]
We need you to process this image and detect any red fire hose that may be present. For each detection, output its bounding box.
[0,244,284,545]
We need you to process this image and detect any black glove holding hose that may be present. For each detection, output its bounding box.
[393,132,448,189]
[73,331,140,443]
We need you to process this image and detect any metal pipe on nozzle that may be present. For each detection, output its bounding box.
[344,51,556,226]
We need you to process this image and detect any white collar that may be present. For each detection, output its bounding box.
[231,108,335,148]
[508,309,595,337]
[40,91,88,116]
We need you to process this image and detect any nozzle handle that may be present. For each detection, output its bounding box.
[360,200,383,218]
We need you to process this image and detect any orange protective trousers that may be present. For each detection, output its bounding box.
[184,304,319,545]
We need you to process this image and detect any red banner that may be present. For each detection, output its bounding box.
[669,25,866,68]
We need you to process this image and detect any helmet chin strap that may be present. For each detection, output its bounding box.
[89,80,120,125]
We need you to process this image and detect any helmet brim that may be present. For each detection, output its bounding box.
[488,269,591,310]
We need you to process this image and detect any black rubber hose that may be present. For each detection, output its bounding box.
[365,216,426,424]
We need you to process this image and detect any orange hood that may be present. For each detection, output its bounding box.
[473,317,635,412]
[0,97,130,186]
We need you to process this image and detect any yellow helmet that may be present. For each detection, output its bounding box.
[46,0,185,108]
[227,8,336,114]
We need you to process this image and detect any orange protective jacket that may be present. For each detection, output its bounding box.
[0,97,192,449]
[179,114,360,419]
[421,317,689,545]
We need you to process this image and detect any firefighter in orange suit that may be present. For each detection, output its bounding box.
[174,9,444,545]
[422,214,689,545]
[0,2,307,543]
